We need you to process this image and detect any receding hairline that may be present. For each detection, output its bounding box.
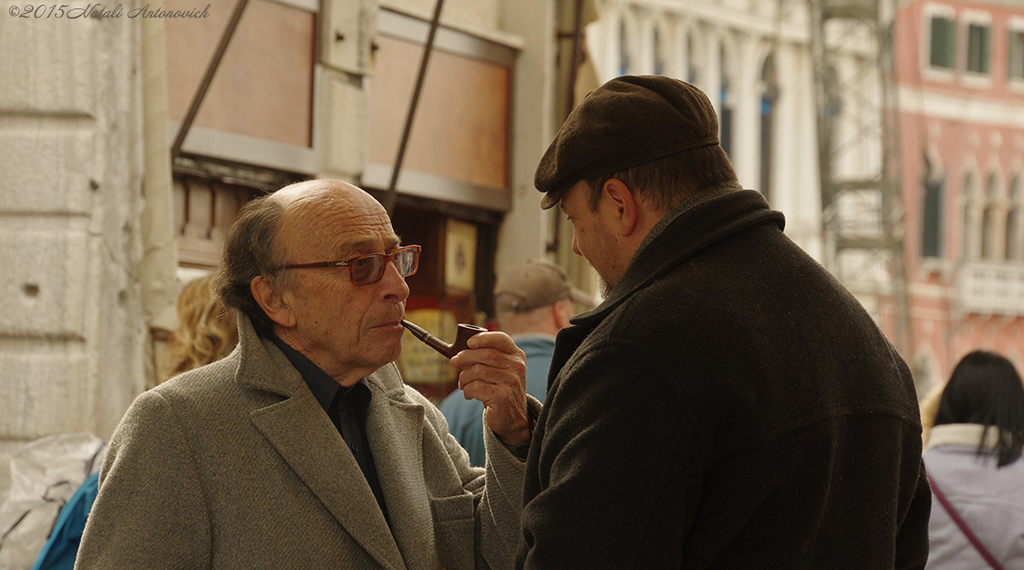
[272,179,388,230]
[270,179,379,210]
[272,180,401,260]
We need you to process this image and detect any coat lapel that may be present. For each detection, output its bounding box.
[364,364,435,570]
[236,319,407,570]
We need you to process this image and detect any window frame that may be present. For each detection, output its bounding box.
[962,169,979,261]
[1006,173,1023,262]
[929,15,957,70]
[923,2,957,82]
[922,153,945,259]
[961,10,993,87]
[1009,17,1024,90]
[965,21,992,75]
[981,171,1002,260]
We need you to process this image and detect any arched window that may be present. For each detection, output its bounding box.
[759,54,778,203]
[719,43,733,158]
[981,172,999,260]
[962,170,977,260]
[1007,174,1022,262]
[821,64,842,158]
[921,154,944,258]
[685,34,700,85]
[619,20,632,76]
[653,27,666,76]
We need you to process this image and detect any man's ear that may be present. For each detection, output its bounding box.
[250,275,296,328]
[602,178,639,236]
[552,298,574,330]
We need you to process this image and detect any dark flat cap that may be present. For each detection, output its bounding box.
[535,75,720,209]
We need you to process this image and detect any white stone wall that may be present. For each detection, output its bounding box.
[0,12,146,496]
[495,0,558,270]
[585,0,827,260]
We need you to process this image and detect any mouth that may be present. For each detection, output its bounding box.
[371,319,405,332]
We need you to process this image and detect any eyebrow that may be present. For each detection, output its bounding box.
[340,236,402,257]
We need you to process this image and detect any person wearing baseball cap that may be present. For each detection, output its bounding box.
[518,75,930,569]
[440,259,593,467]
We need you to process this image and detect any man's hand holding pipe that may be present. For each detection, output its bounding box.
[449,332,531,447]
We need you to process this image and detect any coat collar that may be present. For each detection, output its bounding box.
[927,423,1002,451]
[547,187,784,390]
[233,314,421,570]
[570,186,785,329]
[363,365,437,568]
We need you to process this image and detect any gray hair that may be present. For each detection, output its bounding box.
[214,194,286,335]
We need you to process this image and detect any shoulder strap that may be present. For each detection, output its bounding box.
[928,473,1006,570]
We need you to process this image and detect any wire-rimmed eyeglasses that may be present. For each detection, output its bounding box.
[280,245,421,286]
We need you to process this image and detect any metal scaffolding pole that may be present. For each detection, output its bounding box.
[809,0,913,360]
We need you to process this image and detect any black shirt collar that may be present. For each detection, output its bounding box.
[268,335,366,413]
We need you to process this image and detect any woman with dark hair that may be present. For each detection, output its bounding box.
[924,350,1024,569]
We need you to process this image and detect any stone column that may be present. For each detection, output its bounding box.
[496,0,557,269]
[0,8,146,495]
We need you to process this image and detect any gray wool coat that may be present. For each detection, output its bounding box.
[75,315,533,570]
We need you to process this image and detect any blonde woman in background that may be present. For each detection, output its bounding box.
[158,274,238,384]
[920,381,944,445]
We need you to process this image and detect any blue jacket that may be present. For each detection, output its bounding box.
[440,334,554,467]
[32,472,99,570]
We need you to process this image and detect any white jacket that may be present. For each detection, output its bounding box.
[924,423,1024,569]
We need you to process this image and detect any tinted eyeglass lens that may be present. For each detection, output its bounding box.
[351,256,384,285]
[348,247,420,285]
[396,248,418,276]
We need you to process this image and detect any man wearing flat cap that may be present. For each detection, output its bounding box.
[517,75,931,569]
[441,260,591,466]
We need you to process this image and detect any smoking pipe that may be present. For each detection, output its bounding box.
[401,319,487,359]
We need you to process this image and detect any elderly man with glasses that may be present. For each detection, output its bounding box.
[76,180,537,570]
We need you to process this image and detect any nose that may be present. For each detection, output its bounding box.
[378,258,411,303]
[571,232,582,256]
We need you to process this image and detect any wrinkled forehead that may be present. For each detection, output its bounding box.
[275,183,399,256]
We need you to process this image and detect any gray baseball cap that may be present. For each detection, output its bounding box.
[494,259,594,313]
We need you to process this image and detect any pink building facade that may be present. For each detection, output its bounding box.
[894,0,1024,394]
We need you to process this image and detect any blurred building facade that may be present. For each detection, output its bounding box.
[586,0,827,261]
[587,0,1024,394]
[586,0,890,347]
[0,0,572,495]
[8,0,1024,499]
[896,0,1024,394]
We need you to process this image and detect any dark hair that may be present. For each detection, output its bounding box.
[583,145,737,212]
[214,194,285,336]
[935,350,1024,467]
